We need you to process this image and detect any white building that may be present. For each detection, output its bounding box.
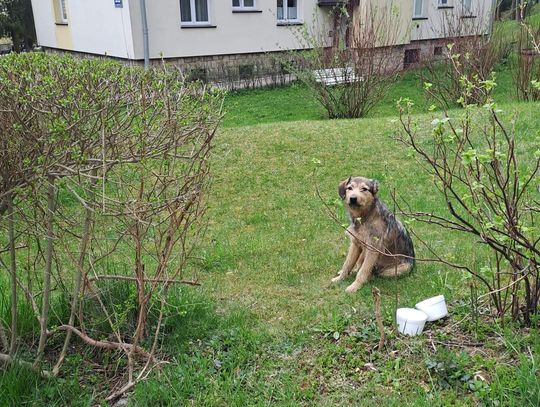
[31,0,494,81]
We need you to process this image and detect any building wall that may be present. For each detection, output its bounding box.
[128,0,332,60]
[31,0,60,49]
[32,1,494,61]
[353,0,414,47]
[31,0,136,59]
[411,0,493,41]
[147,50,298,90]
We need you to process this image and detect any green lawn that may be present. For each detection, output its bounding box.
[222,64,517,128]
[133,101,538,405]
[2,62,539,406]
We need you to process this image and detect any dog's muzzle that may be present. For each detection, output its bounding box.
[349,196,358,206]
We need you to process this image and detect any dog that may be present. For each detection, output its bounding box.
[332,176,415,293]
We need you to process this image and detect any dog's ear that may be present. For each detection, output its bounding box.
[338,177,351,199]
[369,179,379,195]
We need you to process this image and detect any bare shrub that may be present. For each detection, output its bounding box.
[423,8,512,107]
[515,20,540,101]
[281,2,404,119]
[0,52,222,397]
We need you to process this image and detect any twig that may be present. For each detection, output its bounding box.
[0,243,27,255]
[57,325,155,361]
[87,275,201,286]
[0,353,51,378]
[372,287,385,351]
[433,340,484,348]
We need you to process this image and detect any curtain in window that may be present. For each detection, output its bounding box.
[195,0,209,21]
[277,0,284,19]
[463,0,472,14]
[287,0,297,19]
[414,0,423,16]
[180,0,191,21]
[60,0,68,20]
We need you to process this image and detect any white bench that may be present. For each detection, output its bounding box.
[312,67,361,85]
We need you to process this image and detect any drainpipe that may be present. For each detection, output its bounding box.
[140,0,149,69]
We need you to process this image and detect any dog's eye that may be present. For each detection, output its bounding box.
[360,187,368,192]
[347,186,353,190]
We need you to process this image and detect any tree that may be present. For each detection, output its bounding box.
[0,0,36,52]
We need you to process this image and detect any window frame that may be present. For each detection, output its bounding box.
[404,48,420,67]
[462,0,473,15]
[54,0,68,24]
[232,0,256,11]
[277,0,300,23]
[59,0,68,23]
[412,0,425,18]
[438,0,449,6]
[180,0,211,26]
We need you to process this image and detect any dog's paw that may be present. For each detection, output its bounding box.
[345,283,361,293]
[331,274,343,283]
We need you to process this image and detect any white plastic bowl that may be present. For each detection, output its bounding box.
[396,308,428,336]
[415,295,448,322]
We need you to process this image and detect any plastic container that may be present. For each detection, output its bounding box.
[396,308,428,336]
[415,295,448,322]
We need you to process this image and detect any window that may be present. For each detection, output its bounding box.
[462,0,472,15]
[280,62,292,74]
[413,0,424,17]
[180,0,209,25]
[233,0,255,10]
[53,0,68,24]
[404,49,420,67]
[239,64,254,79]
[59,0,68,22]
[187,68,207,82]
[438,0,454,8]
[277,0,299,22]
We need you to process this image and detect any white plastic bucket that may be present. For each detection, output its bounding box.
[415,295,448,322]
[396,308,428,336]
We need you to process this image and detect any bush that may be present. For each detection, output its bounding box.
[423,22,514,108]
[0,52,223,397]
[281,2,403,118]
[396,73,539,325]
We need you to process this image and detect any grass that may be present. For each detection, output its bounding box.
[222,63,517,128]
[1,44,540,406]
[130,100,539,405]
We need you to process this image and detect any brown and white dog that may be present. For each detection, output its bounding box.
[332,176,415,293]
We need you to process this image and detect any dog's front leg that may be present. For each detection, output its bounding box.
[345,250,378,293]
[352,249,365,275]
[332,243,360,283]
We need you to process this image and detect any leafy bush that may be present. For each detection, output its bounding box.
[396,70,539,325]
[0,52,223,397]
